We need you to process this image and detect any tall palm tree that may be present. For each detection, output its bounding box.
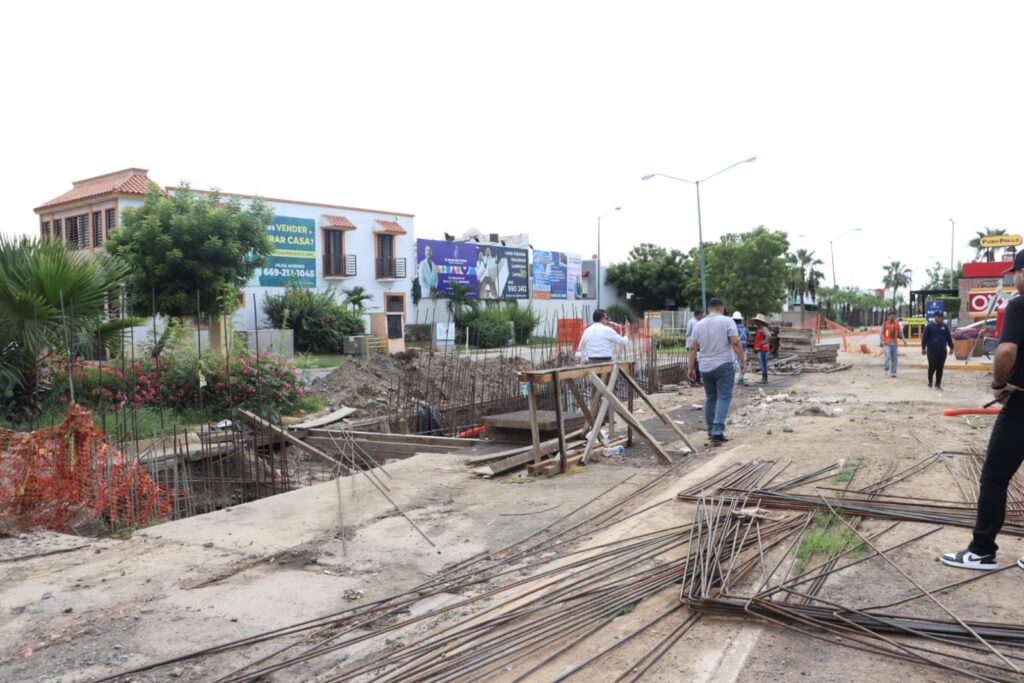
[0,237,128,412]
[881,260,912,314]
[786,249,824,322]
[968,227,1008,262]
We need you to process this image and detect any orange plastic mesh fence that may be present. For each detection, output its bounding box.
[0,404,173,531]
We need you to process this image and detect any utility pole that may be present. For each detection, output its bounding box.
[949,218,955,287]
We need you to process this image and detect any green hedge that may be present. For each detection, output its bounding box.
[263,286,365,353]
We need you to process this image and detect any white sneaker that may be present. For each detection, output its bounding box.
[1018,556,1024,570]
[940,549,997,570]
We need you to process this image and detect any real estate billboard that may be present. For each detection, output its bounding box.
[532,250,583,300]
[254,215,317,287]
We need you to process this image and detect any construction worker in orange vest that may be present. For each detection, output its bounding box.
[880,311,906,377]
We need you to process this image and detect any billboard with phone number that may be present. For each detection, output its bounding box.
[254,215,317,287]
[532,250,583,300]
[416,239,529,299]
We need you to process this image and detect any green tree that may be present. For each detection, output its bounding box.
[0,237,128,412]
[106,183,274,318]
[785,248,825,322]
[683,227,791,317]
[968,227,1009,262]
[605,243,691,314]
[924,260,963,290]
[882,260,912,313]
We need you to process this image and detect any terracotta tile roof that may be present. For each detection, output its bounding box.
[323,215,357,230]
[374,219,407,235]
[36,168,153,211]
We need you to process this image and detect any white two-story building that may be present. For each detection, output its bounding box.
[34,168,415,342]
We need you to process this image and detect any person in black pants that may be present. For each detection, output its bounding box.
[921,311,954,389]
[941,252,1024,571]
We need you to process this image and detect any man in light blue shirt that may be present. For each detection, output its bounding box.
[687,298,746,445]
[685,308,704,386]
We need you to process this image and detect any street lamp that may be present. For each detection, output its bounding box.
[642,156,757,311]
[949,218,955,284]
[596,206,621,308]
[829,228,861,322]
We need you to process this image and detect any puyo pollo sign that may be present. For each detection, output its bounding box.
[968,288,1015,318]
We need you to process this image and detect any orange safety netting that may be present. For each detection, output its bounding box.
[0,404,173,531]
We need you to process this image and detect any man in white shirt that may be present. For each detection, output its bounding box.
[687,298,746,445]
[575,309,629,363]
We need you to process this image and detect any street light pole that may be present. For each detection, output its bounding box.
[642,156,756,312]
[829,228,861,321]
[949,218,955,285]
[596,206,621,309]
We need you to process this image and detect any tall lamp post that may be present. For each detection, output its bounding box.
[949,218,955,285]
[596,206,621,309]
[642,157,757,311]
[829,228,861,322]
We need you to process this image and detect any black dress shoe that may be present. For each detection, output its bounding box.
[710,435,730,443]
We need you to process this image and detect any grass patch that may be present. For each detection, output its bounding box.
[793,512,864,575]
[292,354,346,369]
[831,459,863,485]
[527,336,558,347]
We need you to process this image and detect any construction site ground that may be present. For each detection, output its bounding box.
[0,349,1015,682]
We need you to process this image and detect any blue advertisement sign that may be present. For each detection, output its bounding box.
[254,215,317,287]
[925,300,944,321]
[532,250,582,300]
[416,239,529,299]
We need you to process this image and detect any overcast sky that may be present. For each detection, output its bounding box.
[3,1,1023,291]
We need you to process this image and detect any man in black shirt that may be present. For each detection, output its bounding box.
[921,311,955,389]
[942,252,1024,571]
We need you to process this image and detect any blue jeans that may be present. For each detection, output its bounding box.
[757,351,768,381]
[701,362,735,438]
[883,344,898,375]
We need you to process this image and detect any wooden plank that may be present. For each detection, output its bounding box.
[626,377,634,448]
[464,430,583,464]
[287,407,357,431]
[482,410,585,432]
[237,410,340,468]
[308,429,475,448]
[527,379,542,466]
[580,367,620,465]
[620,370,696,453]
[566,380,596,429]
[585,373,673,465]
[517,361,633,384]
[306,437,454,456]
[552,370,567,472]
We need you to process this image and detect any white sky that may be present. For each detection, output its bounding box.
[3,1,1023,292]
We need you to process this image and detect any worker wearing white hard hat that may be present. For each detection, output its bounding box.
[732,312,749,385]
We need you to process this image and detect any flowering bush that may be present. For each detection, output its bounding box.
[53,350,313,416]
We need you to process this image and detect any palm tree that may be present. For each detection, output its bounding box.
[341,285,374,312]
[0,237,128,412]
[786,249,824,323]
[881,260,912,314]
[969,227,1008,262]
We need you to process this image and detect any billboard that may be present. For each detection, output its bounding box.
[968,288,1014,318]
[416,239,529,299]
[532,250,583,300]
[254,215,317,287]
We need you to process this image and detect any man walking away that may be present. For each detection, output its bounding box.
[687,299,746,445]
[941,252,1024,570]
[880,312,905,377]
[752,314,771,384]
[922,311,955,389]
[685,308,704,385]
[575,309,629,364]
[732,311,749,385]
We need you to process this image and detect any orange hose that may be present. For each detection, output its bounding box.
[943,407,1002,417]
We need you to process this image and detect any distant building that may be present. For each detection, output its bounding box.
[36,169,414,342]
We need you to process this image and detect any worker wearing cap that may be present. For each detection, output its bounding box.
[942,251,1024,571]
[921,311,955,390]
[732,311,749,385]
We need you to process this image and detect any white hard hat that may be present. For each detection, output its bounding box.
[732,311,743,320]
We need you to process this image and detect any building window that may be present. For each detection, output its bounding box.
[375,233,405,279]
[41,221,50,238]
[54,218,63,242]
[92,211,103,246]
[323,229,354,276]
[105,208,116,241]
[66,216,79,246]
[79,214,90,249]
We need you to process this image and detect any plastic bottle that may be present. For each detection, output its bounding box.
[603,446,625,457]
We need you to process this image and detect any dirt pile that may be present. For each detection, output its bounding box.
[309,351,534,416]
